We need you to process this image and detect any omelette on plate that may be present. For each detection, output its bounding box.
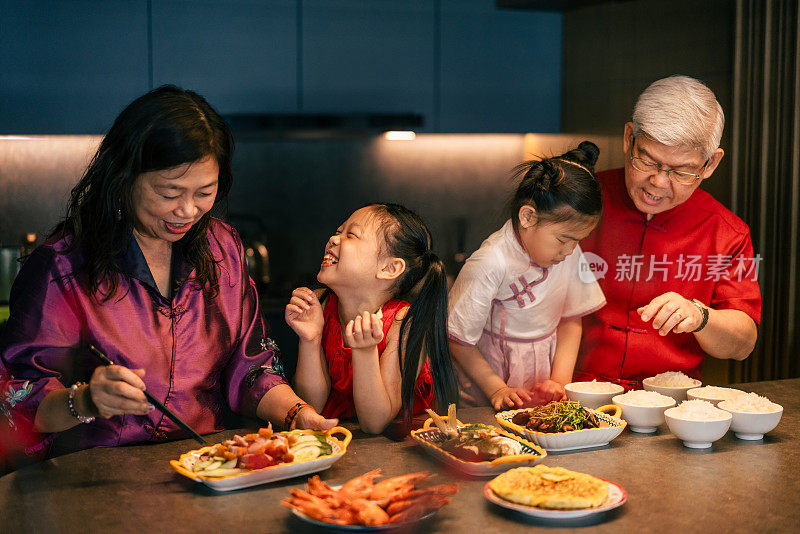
[488,465,608,510]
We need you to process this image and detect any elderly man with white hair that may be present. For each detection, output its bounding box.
[575,75,761,388]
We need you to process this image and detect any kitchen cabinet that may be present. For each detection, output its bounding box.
[0,0,149,134]
[301,0,436,127]
[0,0,563,134]
[438,0,562,133]
[151,0,297,114]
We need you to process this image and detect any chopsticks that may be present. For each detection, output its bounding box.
[87,344,208,445]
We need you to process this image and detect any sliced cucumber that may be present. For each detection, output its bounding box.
[291,445,322,463]
[204,460,222,471]
[192,458,213,472]
[292,434,322,446]
[220,458,238,469]
[314,435,333,455]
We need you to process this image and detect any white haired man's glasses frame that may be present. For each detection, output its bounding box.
[629,138,710,186]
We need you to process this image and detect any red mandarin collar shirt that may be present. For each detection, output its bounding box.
[575,168,761,388]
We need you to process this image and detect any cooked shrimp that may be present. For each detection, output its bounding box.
[369,471,429,501]
[350,499,390,526]
[387,483,459,502]
[283,490,344,524]
[338,469,382,500]
[386,494,451,516]
[388,497,451,524]
[307,475,339,500]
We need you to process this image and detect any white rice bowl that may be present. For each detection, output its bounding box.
[718,393,783,440]
[687,386,746,406]
[565,381,624,409]
[664,400,731,448]
[613,390,675,433]
[643,373,701,402]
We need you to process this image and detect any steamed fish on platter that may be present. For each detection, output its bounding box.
[425,404,460,437]
[439,424,523,462]
[425,404,523,461]
[489,465,608,510]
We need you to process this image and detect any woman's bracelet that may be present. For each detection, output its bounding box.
[68,383,96,424]
[284,402,313,430]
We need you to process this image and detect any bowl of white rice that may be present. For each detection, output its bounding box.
[643,372,702,402]
[664,399,732,448]
[612,390,676,433]
[718,393,783,440]
[565,380,625,409]
[687,386,746,406]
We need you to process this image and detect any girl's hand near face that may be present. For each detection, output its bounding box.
[345,311,384,350]
[285,287,324,343]
[89,365,154,419]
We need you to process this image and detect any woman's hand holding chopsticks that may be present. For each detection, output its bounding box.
[34,365,154,433]
[88,365,155,418]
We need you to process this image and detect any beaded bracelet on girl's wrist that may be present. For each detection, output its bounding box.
[68,382,96,424]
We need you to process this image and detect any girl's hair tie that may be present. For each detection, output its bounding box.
[422,249,437,267]
[556,158,592,175]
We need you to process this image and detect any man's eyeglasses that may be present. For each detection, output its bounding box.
[629,139,708,186]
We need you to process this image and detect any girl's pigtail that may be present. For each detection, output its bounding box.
[367,202,459,430]
[397,252,459,423]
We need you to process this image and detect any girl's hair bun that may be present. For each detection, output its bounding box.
[576,140,600,167]
[508,140,603,227]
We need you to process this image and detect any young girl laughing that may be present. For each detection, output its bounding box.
[286,203,458,434]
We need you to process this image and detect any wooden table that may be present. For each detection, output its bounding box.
[2,379,799,533]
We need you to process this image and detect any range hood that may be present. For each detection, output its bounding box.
[224,112,424,139]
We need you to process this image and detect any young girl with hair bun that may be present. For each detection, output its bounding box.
[448,141,607,410]
[286,203,458,435]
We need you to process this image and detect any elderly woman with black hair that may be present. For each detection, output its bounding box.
[0,86,336,458]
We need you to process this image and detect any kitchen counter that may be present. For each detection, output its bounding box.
[2,379,798,533]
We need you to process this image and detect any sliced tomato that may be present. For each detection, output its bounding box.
[238,453,276,470]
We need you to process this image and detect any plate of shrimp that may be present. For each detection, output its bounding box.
[282,469,458,529]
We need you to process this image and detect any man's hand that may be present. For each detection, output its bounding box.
[638,292,704,335]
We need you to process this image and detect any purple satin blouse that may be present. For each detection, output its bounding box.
[0,219,287,455]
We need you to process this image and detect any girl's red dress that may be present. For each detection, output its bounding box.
[319,293,435,420]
